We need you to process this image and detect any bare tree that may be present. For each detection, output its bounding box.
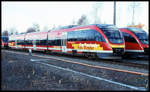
[33,23,40,32]
[26,27,36,33]
[2,30,9,36]
[26,23,40,33]
[77,14,89,25]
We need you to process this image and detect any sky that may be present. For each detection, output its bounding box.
[2,1,149,33]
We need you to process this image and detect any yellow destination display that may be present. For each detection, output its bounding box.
[72,43,103,50]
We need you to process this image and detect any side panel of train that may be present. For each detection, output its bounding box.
[8,24,125,59]
[120,28,149,56]
[46,26,112,59]
[47,25,125,59]
[24,32,48,51]
[8,34,25,49]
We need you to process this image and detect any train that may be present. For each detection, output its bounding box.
[1,36,9,48]
[120,27,149,57]
[7,24,125,59]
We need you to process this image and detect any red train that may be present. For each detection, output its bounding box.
[8,24,125,59]
[1,36,9,48]
[120,27,149,57]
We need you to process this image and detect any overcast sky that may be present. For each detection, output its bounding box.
[2,1,149,33]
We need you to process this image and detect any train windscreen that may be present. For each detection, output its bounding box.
[128,28,149,44]
[98,25,124,43]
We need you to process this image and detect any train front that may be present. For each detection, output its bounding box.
[128,28,149,56]
[96,24,125,59]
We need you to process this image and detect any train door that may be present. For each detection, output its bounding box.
[61,32,67,52]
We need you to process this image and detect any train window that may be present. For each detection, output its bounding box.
[9,40,15,42]
[57,39,61,46]
[67,29,105,42]
[80,31,88,41]
[86,30,95,41]
[95,32,105,42]
[17,40,24,45]
[67,31,78,41]
[105,31,123,43]
[24,40,27,45]
[25,40,33,45]
[36,40,47,45]
[92,30,106,42]
[48,40,52,46]
[48,39,61,46]
[16,40,19,45]
[122,32,137,43]
[127,28,148,44]
[36,40,40,45]
[99,25,124,43]
[42,40,47,45]
[134,32,148,44]
[22,40,24,45]
[29,40,33,45]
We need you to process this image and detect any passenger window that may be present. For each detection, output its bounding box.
[67,29,105,42]
[48,39,61,46]
[25,40,33,45]
[94,31,105,42]
[17,40,24,45]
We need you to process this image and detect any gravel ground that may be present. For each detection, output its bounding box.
[2,50,94,90]
[1,50,149,90]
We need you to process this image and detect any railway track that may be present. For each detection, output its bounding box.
[2,49,148,90]
[46,53,149,70]
[95,58,149,70]
[3,48,149,70]
[31,50,149,70]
